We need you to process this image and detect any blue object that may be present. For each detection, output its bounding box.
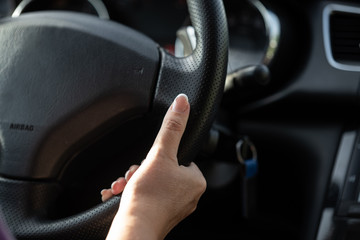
[244,158,258,179]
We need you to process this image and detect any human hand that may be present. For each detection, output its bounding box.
[106,94,207,240]
[100,164,139,202]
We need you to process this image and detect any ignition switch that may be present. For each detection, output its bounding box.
[202,127,259,218]
[236,137,258,218]
[236,137,258,180]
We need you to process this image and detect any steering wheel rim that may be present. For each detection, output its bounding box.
[0,0,228,239]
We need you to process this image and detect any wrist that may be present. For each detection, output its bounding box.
[106,207,163,240]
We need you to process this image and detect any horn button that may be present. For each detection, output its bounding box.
[0,12,159,179]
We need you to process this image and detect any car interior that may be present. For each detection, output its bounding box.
[0,0,360,239]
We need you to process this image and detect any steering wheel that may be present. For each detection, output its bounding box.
[0,0,228,239]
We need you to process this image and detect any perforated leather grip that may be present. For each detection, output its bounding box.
[154,0,229,165]
[0,178,119,240]
[0,0,228,239]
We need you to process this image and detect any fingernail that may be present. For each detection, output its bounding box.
[111,181,119,193]
[111,181,117,189]
[172,94,189,113]
[124,170,130,181]
[100,189,105,195]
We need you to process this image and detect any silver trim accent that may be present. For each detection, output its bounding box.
[174,26,196,57]
[316,131,356,240]
[174,1,281,64]
[316,208,335,240]
[323,4,360,72]
[331,131,356,193]
[87,0,109,20]
[12,0,109,19]
[250,0,281,65]
[12,0,31,17]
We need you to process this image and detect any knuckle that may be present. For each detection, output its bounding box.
[188,197,201,214]
[189,203,197,214]
[164,118,183,132]
[199,177,207,193]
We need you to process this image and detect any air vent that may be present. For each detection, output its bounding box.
[323,4,360,71]
[330,12,360,64]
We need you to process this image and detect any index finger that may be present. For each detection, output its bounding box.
[147,94,190,163]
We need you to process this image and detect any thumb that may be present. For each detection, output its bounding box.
[149,94,190,163]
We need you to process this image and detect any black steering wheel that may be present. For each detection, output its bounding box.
[0,0,228,239]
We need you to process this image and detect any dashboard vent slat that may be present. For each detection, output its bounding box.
[330,12,360,63]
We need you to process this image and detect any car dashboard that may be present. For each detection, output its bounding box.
[1,0,360,239]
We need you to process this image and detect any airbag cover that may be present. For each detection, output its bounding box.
[0,12,159,179]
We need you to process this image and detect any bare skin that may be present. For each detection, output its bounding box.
[102,94,207,240]
[101,165,139,202]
